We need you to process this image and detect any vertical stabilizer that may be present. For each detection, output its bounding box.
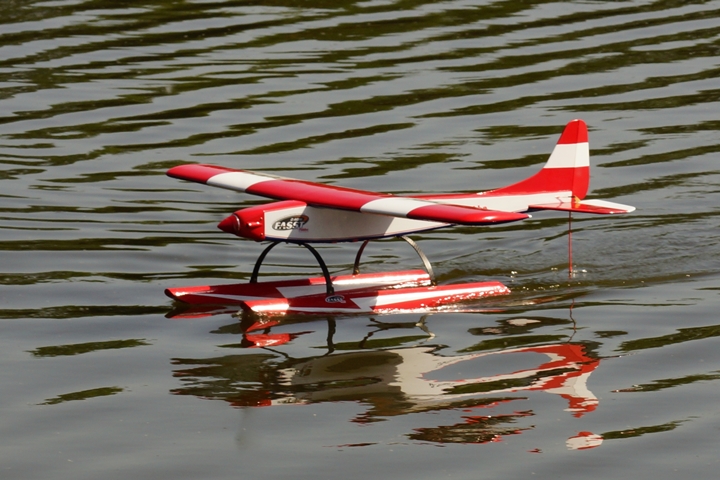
[489,119,590,199]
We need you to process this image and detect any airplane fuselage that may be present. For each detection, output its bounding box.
[219,191,573,243]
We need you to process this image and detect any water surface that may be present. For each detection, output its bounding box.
[1,1,719,478]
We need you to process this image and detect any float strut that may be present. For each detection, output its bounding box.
[302,244,335,296]
[352,236,436,286]
[352,240,370,275]
[401,236,436,286]
[251,242,335,296]
[250,242,280,284]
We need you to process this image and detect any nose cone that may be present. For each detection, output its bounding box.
[218,214,239,235]
[218,210,265,241]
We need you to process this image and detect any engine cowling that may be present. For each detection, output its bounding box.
[217,200,308,242]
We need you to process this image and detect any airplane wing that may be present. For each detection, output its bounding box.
[167,164,529,225]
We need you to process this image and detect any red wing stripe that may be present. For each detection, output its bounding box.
[246,179,382,210]
[361,198,527,224]
[407,205,529,224]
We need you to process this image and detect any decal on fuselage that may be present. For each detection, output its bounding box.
[325,295,345,304]
[272,215,309,231]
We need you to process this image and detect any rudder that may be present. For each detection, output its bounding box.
[489,119,590,199]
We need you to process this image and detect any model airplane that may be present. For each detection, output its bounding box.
[166,119,634,314]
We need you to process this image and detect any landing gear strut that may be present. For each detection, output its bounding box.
[249,236,437,297]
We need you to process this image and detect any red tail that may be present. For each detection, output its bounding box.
[490,119,590,199]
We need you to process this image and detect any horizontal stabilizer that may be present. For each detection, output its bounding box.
[529,199,635,214]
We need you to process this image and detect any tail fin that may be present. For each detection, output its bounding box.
[490,119,590,199]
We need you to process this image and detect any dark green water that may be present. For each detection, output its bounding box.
[2,1,720,478]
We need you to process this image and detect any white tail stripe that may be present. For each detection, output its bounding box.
[546,143,589,169]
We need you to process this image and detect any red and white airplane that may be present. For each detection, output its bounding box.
[166,119,634,315]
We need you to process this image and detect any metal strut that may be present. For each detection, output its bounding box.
[250,242,279,284]
[352,240,370,275]
[352,236,436,286]
[250,242,335,296]
[401,236,436,286]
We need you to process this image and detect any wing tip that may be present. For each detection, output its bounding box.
[167,164,234,183]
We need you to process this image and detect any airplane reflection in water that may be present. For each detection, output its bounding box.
[171,315,604,449]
